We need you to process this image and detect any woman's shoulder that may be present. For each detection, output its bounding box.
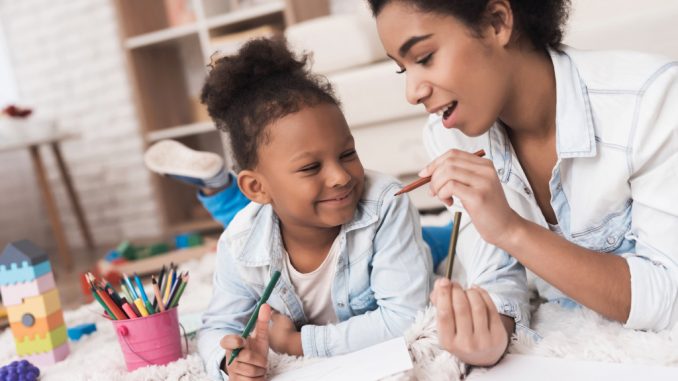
[563,46,677,92]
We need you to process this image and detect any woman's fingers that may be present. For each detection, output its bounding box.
[451,283,473,337]
[466,288,490,334]
[477,287,504,332]
[433,278,457,345]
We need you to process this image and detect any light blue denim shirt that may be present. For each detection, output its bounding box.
[197,171,433,380]
[424,46,678,331]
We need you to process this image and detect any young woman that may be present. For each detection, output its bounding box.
[369,0,678,366]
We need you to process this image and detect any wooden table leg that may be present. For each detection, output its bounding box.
[28,145,73,270]
[51,142,95,249]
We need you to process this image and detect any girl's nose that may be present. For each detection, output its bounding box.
[327,163,351,188]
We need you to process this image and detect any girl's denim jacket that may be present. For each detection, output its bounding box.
[197,171,434,380]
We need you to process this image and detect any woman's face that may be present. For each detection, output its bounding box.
[376,2,513,137]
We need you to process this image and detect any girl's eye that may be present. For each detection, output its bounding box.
[396,67,406,74]
[299,163,320,172]
[416,53,433,66]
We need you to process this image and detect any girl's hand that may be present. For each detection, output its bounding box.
[220,304,271,380]
[430,278,509,366]
[419,149,522,247]
[269,311,302,356]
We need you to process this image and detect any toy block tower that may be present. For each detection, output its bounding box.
[0,240,70,366]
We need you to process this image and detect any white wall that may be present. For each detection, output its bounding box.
[0,0,161,250]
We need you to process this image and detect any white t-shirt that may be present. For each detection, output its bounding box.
[283,238,341,325]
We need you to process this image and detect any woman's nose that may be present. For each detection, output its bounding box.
[406,73,431,106]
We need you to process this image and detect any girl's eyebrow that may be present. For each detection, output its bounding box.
[397,34,433,57]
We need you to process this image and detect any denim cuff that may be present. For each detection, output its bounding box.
[300,325,330,357]
[208,346,228,381]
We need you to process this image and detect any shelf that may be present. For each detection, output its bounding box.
[146,122,216,142]
[168,218,223,235]
[206,1,284,30]
[125,24,199,49]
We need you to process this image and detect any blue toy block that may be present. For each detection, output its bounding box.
[67,323,97,341]
[0,240,49,267]
[0,260,51,286]
[104,250,120,262]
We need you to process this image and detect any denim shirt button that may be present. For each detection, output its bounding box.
[606,236,616,245]
[523,186,531,195]
[337,302,345,308]
[497,168,504,176]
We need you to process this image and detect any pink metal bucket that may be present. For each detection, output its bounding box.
[111,307,183,371]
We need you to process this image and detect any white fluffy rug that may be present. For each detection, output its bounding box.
[2,252,677,381]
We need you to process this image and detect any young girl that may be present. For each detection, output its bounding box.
[196,38,438,381]
[369,0,678,366]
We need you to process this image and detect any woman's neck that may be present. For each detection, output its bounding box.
[499,47,557,140]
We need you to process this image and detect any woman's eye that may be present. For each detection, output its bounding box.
[416,53,433,66]
[341,150,357,159]
[396,66,406,74]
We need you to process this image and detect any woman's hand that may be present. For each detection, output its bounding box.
[268,311,303,356]
[220,304,271,380]
[430,278,510,366]
[419,149,523,247]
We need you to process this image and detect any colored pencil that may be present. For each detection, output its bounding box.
[394,149,486,196]
[445,212,463,279]
[151,276,166,312]
[228,271,281,365]
[169,273,189,309]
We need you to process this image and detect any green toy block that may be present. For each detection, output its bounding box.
[15,324,68,355]
[117,241,137,260]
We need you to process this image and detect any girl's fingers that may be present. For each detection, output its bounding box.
[220,335,245,350]
[229,360,266,378]
[231,348,267,369]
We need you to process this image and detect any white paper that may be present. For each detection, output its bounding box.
[468,354,678,381]
[270,337,413,381]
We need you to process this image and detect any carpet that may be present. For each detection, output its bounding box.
[1,252,677,380]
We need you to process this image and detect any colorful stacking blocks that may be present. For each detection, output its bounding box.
[0,239,70,366]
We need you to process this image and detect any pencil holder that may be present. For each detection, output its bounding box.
[111,307,183,371]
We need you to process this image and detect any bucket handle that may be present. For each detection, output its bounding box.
[118,323,190,365]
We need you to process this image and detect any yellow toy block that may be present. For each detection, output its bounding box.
[9,309,65,340]
[15,324,68,355]
[6,288,62,323]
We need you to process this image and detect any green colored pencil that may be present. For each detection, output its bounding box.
[169,273,189,309]
[228,271,281,365]
[91,286,116,320]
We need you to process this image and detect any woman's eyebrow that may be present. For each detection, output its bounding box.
[398,34,433,57]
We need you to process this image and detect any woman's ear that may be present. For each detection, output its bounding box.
[237,170,272,205]
[485,0,514,48]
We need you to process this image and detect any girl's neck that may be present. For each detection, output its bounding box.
[279,221,341,273]
[499,47,557,141]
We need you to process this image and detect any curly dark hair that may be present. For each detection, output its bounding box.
[201,38,339,170]
[366,0,570,50]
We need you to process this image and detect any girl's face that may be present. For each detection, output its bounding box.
[376,2,513,137]
[255,103,365,230]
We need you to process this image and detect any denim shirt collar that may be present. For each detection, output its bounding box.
[489,47,597,176]
[234,198,379,268]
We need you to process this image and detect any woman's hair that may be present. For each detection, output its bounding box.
[366,0,570,50]
[201,38,339,170]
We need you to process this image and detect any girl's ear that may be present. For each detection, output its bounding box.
[485,0,514,48]
[237,170,272,205]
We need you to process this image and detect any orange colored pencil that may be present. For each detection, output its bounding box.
[95,286,127,320]
[394,149,486,196]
